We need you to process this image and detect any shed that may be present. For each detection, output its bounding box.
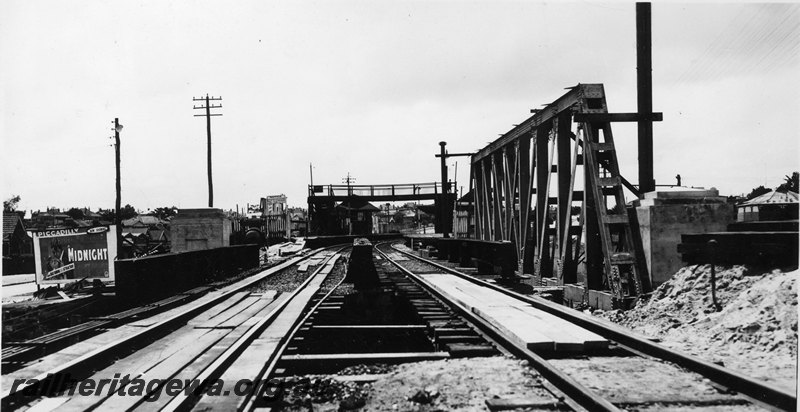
[737,191,799,222]
[336,198,380,235]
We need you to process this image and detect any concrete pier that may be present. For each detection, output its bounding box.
[634,188,734,287]
[171,208,231,252]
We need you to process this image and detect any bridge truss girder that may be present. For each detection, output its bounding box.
[471,84,651,302]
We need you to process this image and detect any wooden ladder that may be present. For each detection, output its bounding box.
[579,107,645,306]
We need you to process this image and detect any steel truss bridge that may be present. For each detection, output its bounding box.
[470,83,659,304]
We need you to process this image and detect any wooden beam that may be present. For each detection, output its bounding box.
[517,132,532,265]
[556,115,572,262]
[491,152,505,240]
[472,84,603,163]
[312,325,428,330]
[573,112,662,123]
[436,152,474,158]
[281,352,451,362]
[535,125,556,276]
[481,159,494,240]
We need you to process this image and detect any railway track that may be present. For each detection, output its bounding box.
[3,240,794,411]
[383,241,796,412]
[1,246,340,411]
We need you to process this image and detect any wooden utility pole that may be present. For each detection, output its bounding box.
[435,143,473,238]
[113,118,122,257]
[438,142,449,238]
[637,2,655,194]
[193,94,222,207]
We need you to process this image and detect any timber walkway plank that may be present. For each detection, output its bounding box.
[57,293,286,410]
[1,255,311,398]
[419,273,607,353]
[190,255,341,411]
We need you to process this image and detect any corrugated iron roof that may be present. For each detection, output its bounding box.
[741,190,799,205]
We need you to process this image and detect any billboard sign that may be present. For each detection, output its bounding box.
[33,226,117,285]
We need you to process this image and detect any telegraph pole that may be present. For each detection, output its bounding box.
[342,172,355,194]
[308,163,314,236]
[112,118,123,258]
[342,173,356,234]
[193,94,222,207]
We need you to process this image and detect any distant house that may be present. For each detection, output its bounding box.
[737,191,799,222]
[30,209,70,230]
[288,208,308,237]
[335,198,379,235]
[454,190,475,238]
[122,215,165,228]
[261,194,288,216]
[3,213,34,275]
[121,215,171,256]
[3,213,31,257]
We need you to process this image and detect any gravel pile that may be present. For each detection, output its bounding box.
[275,357,553,411]
[596,265,797,392]
[250,266,311,293]
[319,254,349,293]
[365,356,553,411]
[337,364,396,375]
[278,375,371,411]
[384,244,447,274]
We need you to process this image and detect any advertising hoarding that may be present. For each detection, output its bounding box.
[33,226,117,285]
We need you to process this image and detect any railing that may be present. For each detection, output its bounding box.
[309,182,454,197]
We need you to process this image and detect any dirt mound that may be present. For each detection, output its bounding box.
[597,265,797,392]
[365,356,553,411]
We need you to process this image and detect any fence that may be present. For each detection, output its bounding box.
[115,245,259,305]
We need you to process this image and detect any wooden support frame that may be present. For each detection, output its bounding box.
[470,84,650,304]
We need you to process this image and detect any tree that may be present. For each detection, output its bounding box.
[746,185,772,201]
[119,204,138,220]
[3,195,21,212]
[65,207,85,220]
[99,209,115,222]
[151,206,178,220]
[776,172,799,193]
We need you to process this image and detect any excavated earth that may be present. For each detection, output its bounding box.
[596,265,798,393]
[276,357,557,412]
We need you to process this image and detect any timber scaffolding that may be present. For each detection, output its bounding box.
[469,83,661,308]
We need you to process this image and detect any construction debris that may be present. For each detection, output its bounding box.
[596,265,797,392]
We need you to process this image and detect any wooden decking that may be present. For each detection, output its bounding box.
[419,273,608,354]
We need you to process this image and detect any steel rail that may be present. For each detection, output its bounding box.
[161,248,347,412]
[239,252,351,412]
[375,244,620,412]
[0,247,330,405]
[391,243,797,412]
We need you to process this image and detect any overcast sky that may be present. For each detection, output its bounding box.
[2,1,798,214]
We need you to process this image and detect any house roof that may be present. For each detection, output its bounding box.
[122,215,164,227]
[124,227,149,235]
[336,198,380,212]
[741,190,799,206]
[3,214,23,239]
